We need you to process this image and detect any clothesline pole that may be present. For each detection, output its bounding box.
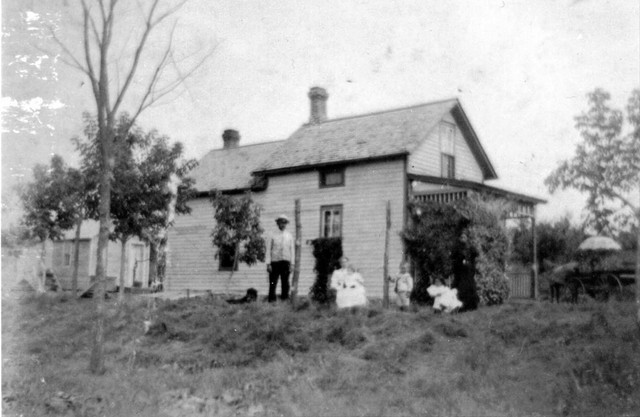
[291,199,302,308]
[383,200,391,309]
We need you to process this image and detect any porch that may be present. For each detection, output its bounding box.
[407,174,545,300]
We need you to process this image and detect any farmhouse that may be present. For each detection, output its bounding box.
[48,220,150,293]
[165,87,544,298]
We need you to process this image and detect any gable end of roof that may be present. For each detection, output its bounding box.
[450,103,498,180]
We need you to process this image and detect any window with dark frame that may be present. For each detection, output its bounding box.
[441,153,455,179]
[439,122,456,179]
[319,167,345,188]
[320,205,343,238]
[218,245,238,271]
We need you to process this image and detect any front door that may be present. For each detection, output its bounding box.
[128,244,146,288]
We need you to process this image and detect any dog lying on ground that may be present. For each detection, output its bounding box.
[226,288,258,304]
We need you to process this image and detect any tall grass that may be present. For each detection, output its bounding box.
[3,294,639,416]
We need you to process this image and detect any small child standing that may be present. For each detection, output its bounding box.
[389,262,414,311]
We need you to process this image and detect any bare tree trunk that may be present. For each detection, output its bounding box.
[532,215,539,300]
[156,237,168,286]
[39,238,47,292]
[636,209,640,328]
[72,216,82,298]
[383,201,391,309]
[118,237,128,302]
[225,241,241,294]
[89,124,113,375]
[149,240,158,286]
[291,199,301,307]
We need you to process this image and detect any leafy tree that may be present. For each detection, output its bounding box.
[137,136,197,288]
[18,155,79,291]
[75,113,147,299]
[42,0,212,374]
[511,216,587,273]
[210,191,265,290]
[546,88,640,324]
[75,114,197,298]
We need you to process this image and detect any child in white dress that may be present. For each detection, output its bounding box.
[331,257,367,308]
[427,278,462,313]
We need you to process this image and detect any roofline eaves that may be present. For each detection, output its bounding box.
[407,173,546,205]
[300,97,459,126]
[451,102,499,180]
[253,152,409,175]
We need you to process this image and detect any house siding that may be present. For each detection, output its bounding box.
[408,113,484,182]
[166,158,406,298]
[52,240,92,290]
[50,237,150,291]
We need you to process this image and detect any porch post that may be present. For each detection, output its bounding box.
[531,211,539,300]
[383,200,391,309]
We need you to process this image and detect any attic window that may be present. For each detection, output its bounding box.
[440,122,455,154]
[319,167,345,188]
[440,122,456,179]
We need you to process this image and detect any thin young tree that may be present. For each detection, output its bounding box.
[546,88,640,325]
[109,122,150,300]
[74,113,148,300]
[210,192,266,291]
[46,0,212,374]
[136,135,197,288]
[65,166,91,298]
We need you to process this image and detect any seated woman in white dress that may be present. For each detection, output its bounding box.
[330,257,368,309]
[427,278,462,313]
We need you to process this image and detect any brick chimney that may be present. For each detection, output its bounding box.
[222,129,240,149]
[308,87,328,124]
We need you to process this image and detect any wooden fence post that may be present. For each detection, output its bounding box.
[383,200,391,309]
[291,199,302,307]
[531,214,539,300]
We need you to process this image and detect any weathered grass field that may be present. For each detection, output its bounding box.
[2,291,639,417]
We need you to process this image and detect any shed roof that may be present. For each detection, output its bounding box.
[189,140,283,193]
[254,98,497,179]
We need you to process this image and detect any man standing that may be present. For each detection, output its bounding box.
[266,214,295,302]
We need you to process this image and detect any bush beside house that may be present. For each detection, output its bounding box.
[309,237,342,304]
[403,195,511,307]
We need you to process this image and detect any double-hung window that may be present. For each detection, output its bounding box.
[320,205,342,238]
[440,123,456,179]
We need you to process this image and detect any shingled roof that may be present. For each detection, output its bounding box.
[253,97,496,179]
[190,140,283,193]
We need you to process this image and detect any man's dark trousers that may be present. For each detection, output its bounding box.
[268,261,290,302]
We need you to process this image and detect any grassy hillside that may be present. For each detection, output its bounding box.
[2,293,639,416]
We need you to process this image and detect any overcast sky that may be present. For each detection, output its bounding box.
[2,0,639,225]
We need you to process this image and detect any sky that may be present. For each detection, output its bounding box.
[2,0,639,227]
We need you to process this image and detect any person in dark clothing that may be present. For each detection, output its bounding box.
[452,254,479,311]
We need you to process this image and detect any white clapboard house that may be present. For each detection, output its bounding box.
[165,87,543,298]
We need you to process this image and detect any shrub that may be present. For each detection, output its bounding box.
[403,195,511,306]
[474,258,509,306]
[402,202,466,304]
[309,237,342,304]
